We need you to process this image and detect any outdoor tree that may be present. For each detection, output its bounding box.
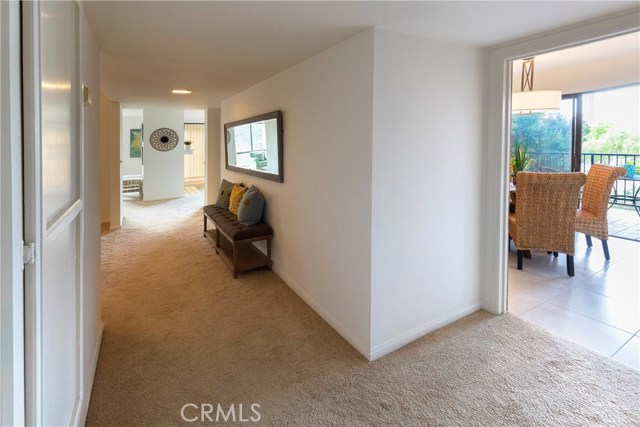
[583,123,640,155]
[511,112,571,154]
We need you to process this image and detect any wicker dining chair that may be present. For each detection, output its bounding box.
[575,164,627,260]
[508,171,586,276]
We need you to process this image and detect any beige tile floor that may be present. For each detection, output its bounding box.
[507,235,640,372]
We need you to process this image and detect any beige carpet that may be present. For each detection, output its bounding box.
[87,193,639,426]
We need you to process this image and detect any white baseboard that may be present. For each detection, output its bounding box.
[271,263,371,360]
[369,302,482,361]
[76,322,104,426]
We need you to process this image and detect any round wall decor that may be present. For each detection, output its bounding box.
[149,127,179,151]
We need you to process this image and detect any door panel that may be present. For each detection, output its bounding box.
[23,1,83,425]
[42,221,78,423]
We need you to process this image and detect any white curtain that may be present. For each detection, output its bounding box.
[184,123,205,179]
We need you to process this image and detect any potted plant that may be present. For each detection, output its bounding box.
[184,140,192,147]
[511,141,531,185]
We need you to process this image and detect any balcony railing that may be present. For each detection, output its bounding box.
[526,152,639,213]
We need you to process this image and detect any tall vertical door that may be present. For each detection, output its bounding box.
[22,1,85,425]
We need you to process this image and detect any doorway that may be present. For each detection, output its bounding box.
[183,109,206,204]
[121,108,144,200]
[504,34,640,371]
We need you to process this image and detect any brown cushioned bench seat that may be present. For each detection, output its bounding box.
[203,205,273,241]
[203,204,273,278]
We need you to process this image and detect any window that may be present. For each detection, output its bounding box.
[512,83,639,174]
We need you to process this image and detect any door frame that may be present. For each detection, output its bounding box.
[563,93,584,172]
[482,10,639,314]
[0,1,26,425]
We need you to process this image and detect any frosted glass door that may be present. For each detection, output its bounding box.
[28,1,83,425]
[41,1,80,227]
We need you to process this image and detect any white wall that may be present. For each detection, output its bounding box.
[219,28,486,360]
[142,107,184,201]
[99,93,110,223]
[206,108,221,204]
[78,6,102,424]
[370,30,484,359]
[220,30,375,356]
[99,92,121,228]
[120,111,143,176]
[185,109,205,123]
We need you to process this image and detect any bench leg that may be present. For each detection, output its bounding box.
[203,215,207,237]
[232,244,239,279]
[267,238,272,270]
[215,226,220,254]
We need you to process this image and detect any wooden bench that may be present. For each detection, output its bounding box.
[203,205,273,278]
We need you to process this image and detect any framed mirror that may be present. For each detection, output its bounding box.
[224,110,283,182]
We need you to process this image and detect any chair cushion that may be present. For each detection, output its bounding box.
[215,179,236,209]
[229,184,247,215]
[576,208,608,240]
[237,185,265,226]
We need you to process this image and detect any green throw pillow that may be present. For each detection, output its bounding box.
[215,179,235,209]
[237,185,265,226]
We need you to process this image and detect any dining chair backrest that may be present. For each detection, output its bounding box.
[581,164,627,219]
[515,171,586,255]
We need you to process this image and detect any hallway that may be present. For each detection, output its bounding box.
[86,193,639,425]
[90,192,364,424]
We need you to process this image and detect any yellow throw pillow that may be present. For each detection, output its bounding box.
[228,184,247,215]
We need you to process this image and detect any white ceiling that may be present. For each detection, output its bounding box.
[84,1,639,108]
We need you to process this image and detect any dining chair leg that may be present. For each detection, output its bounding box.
[517,250,523,270]
[585,235,593,247]
[566,255,574,276]
[602,239,610,261]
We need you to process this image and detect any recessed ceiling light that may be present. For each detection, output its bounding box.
[172,89,192,94]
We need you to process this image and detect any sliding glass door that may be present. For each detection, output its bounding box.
[581,84,640,171]
[511,97,576,172]
[512,84,639,175]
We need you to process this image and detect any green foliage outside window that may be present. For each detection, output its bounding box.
[582,123,640,155]
[512,112,571,154]
[511,110,639,173]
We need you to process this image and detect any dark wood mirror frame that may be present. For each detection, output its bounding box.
[224,110,283,183]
